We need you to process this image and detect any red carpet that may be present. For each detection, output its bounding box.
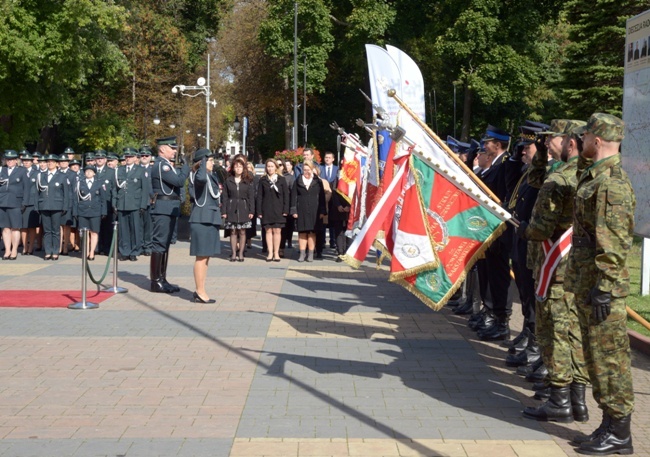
[0,290,114,308]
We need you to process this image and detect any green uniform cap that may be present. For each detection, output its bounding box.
[94,149,107,158]
[106,152,119,161]
[563,120,587,136]
[4,149,19,159]
[574,113,625,142]
[539,119,571,137]
[156,136,178,148]
[123,147,138,157]
[64,147,74,154]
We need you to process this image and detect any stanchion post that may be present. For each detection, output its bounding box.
[69,228,99,310]
[104,220,128,294]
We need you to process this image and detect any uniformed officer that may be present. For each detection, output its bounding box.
[149,136,189,293]
[106,152,119,170]
[562,114,635,455]
[504,124,543,369]
[113,147,150,261]
[94,150,113,256]
[84,152,96,169]
[20,151,39,255]
[1,150,30,260]
[35,154,70,260]
[139,146,154,256]
[64,147,75,161]
[73,165,107,260]
[57,154,74,255]
[517,120,591,425]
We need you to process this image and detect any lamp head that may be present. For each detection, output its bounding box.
[197,77,206,86]
[171,86,178,94]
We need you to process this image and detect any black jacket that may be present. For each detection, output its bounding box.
[290,176,326,232]
[222,175,255,224]
[256,174,290,226]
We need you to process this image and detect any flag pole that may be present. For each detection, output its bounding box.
[387,89,501,205]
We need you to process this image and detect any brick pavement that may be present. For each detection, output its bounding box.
[0,241,648,456]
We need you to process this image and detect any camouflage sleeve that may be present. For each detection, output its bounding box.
[527,146,548,189]
[524,174,568,241]
[594,178,635,295]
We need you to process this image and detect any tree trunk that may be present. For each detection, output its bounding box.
[460,85,473,142]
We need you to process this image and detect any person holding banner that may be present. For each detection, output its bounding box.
[516,120,591,425]
[563,114,635,455]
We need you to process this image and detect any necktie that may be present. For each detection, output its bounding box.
[327,166,331,179]
[126,166,131,173]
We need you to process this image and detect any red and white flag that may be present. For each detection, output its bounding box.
[536,227,574,301]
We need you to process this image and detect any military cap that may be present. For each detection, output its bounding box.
[32,152,42,159]
[119,155,126,162]
[574,113,625,142]
[193,148,214,163]
[563,120,587,137]
[94,149,107,158]
[57,154,69,162]
[446,136,462,153]
[123,147,138,157]
[139,146,153,156]
[482,125,511,142]
[525,120,550,131]
[83,164,97,173]
[468,139,481,154]
[43,153,59,161]
[106,152,119,161]
[517,125,542,145]
[4,149,19,159]
[85,152,96,160]
[20,151,32,160]
[539,119,571,137]
[156,136,178,148]
[64,147,74,154]
[69,159,81,167]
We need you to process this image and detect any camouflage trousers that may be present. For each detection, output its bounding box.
[536,284,589,387]
[576,294,634,419]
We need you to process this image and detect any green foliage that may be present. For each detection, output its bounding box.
[0,0,129,147]
[78,112,137,151]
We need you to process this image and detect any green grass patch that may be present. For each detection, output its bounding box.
[627,236,650,337]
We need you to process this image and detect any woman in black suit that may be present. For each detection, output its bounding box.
[73,165,106,260]
[221,155,255,261]
[256,158,289,262]
[290,159,326,262]
[189,149,221,303]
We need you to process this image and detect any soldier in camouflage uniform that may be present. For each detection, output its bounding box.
[516,120,591,425]
[565,113,634,456]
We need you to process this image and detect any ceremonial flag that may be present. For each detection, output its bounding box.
[391,154,509,310]
[389,159,439,278]
[536,227,573,301]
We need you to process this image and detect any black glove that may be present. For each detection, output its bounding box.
[511,142,524,161]
[515,220,528,239]
[21,205,26,214]
[61,209,67,216]
[534,134,548,155]
[588,288,611,324]
[139,208,145,215]
[178,153,186,166]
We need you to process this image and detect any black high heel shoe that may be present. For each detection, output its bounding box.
[192,292,216,304]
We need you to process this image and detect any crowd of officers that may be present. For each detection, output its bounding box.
[0,146,158,262]
[446,113,635,456]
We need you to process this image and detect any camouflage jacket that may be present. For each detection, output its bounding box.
[565,154,636,299]
[524,157,579,285]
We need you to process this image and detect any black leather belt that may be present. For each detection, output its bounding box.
[572,236,595,248]
[157,195,180,201]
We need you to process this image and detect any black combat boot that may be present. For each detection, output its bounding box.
[534,387,551,400]
[479,317,510,341]
[453,300,473,315]
[150,252,172,293]
[517,356,542,376]
[469,307,494,331]
[525,362,549,383]
[573,411,611,445]
[570,382,589,423]
[522,385,573,423]
[505,333,540,367]
[504,327,530,353]
[577,414,633,455]
[161,251,180,292]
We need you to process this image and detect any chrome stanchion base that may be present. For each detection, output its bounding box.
[68,301,99,310]
[103,286,128,293]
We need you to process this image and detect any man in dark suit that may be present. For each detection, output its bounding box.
[321,151,338,249]
[139,146,154,256]
[149,137,189,293]
[114,147,151,261]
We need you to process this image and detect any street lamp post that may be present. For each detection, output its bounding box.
[293,1,298,149]
[172,53,217,150]
[302,54,307,145]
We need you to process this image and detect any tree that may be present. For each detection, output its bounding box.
[0,0,128,149]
